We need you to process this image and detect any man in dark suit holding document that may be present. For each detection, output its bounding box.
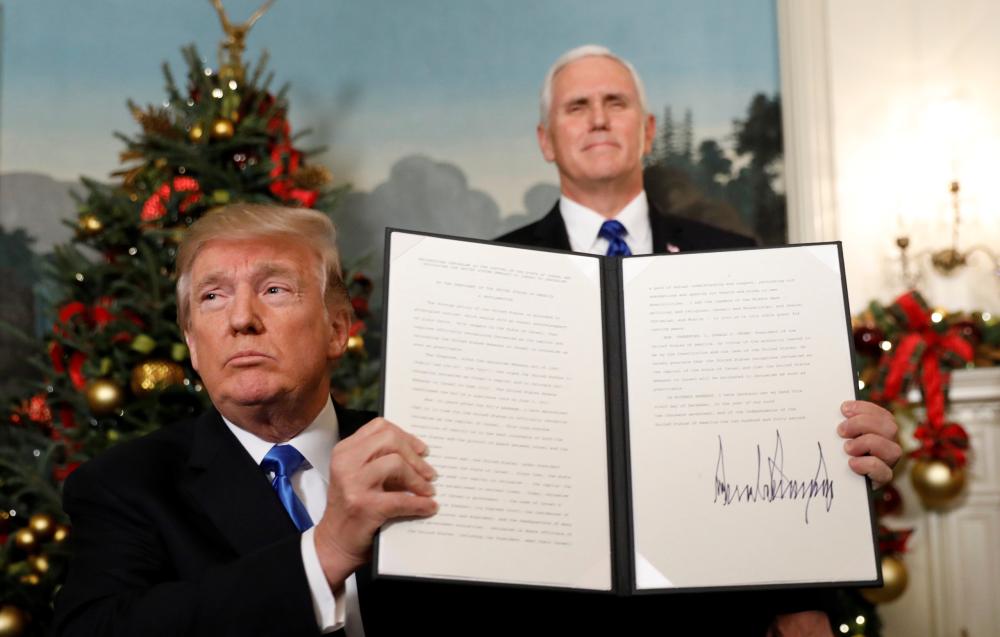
[53,205,439,636]
[495,44,903,635]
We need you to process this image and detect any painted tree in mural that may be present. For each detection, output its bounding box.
[0,25,378,636]
[645,93,787,246]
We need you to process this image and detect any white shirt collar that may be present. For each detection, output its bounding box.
[559,190,651,255]
[222,397,339,485]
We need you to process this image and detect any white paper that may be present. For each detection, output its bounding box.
[623,245,878,589]
[378,232,612,590]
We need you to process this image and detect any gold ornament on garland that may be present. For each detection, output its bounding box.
[189,123,205,143]
[18,574,39,587]
[0,604,29,637]
[861,554,909,604]
[77,213,103,236]
[130,360,185,397]
[346,334,365,354]
[27,555,49,575]
[27,513,54,540]
[910,458,966,509]
[85,379,125,416]
[210,118,235,140]
[52,524,70,544]
[13,528,36,552]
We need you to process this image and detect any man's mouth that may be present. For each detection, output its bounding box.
[583,140,619,151]
[226,351,272,366]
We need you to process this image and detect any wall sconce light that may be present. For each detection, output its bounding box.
[896,179,999,289]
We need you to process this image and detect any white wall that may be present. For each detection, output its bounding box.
[781,0,1000,313]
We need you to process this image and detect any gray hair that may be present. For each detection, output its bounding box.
[539,44,649,127]
[175,203,349,328]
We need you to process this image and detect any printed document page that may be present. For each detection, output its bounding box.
[378,232,613,590]
[623,245,877,589]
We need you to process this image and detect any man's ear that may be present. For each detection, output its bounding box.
[641,112,656,156]
[537,123,556,163]
[184,330,200,372]
[326,304,353,361]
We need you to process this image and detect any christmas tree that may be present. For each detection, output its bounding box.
[0,5,378,634]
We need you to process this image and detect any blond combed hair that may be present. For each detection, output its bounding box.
[175,203,348,328]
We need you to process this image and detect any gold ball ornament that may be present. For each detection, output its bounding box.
[347,334,365,354]
[53,524,70,543]
[27,555,49,575]
[78,213,103,236]
[85,379,125,416]
[189,123,204,142]
[130,360,185,397]
[13,528,36,552]
[910,458,966,509]
[0,605,29,637]
[18,573,40,586]
[861,554,909,604]
[27,513,54,539]
[210,118,235,140]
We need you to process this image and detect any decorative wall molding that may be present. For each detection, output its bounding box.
[883,367,1000,637]
[776,0,839,243]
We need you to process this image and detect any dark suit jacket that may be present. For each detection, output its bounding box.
[53,404,380,637]
[496,198,757,254]
[54,404,574,636]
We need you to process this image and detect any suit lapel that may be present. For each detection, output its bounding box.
[537,198,688,255]
[333,401,372,439]
[181,409,298,556]
[648,200,685,254]
[529,203,572,251]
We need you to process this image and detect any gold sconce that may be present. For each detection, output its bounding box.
[896,179,999,289]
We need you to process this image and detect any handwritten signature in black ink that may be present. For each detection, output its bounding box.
[713,430,834,524]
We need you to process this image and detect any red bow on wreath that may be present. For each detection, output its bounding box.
[869,291,974,467]
[877,524,914,557]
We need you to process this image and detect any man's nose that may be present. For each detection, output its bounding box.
[589,103,609,130]
[228,286,263,334]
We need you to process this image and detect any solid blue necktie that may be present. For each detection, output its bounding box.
[261,445,314,532]
[599,220,632,256]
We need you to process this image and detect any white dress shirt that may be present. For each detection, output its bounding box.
[558,191,652,255]
[223,398,365,636]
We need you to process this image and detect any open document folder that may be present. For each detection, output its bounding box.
[373,229,881,595]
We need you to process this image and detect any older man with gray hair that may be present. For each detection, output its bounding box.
[497,44,902,636]
[54,204,437,636]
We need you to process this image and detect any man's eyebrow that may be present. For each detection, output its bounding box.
[562,95,590,109]
[192,263,300,292]
[252,262,300,283]
[193,271,228,292]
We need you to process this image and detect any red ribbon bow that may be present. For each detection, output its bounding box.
[141,176,203,221]
[268,142,318,207]
[912,421,970,466]
[877,525,914,557]
[870,291,974,467]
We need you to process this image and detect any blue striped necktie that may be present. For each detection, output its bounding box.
[261,445,314,532]
[599,220,632,256]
